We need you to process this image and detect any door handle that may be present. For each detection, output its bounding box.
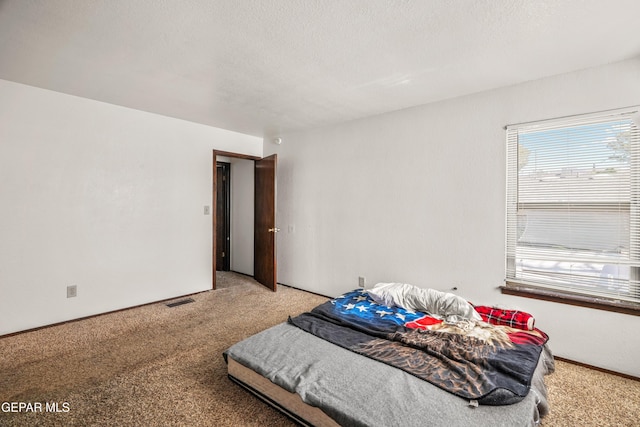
[268,227,281,233]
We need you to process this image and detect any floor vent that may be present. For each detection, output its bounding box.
[166,298,195,308]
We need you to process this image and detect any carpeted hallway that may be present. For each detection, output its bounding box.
[1,272,638,426]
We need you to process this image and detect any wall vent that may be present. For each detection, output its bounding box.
[166,298,195,308]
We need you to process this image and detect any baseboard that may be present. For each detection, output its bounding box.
[554,356,640,382]
[0,291,206,339]
[277,282,332,299]
[224,270,333,299]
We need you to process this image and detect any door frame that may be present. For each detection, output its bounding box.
[212,150,262,290]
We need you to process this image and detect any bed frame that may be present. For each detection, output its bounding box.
[225,322,553,427]
[227,358,339,427]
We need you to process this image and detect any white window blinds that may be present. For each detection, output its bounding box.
[506,107,640,304]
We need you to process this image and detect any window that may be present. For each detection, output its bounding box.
[505,107,640,310]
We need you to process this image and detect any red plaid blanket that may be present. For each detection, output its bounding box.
[473,306,535,331]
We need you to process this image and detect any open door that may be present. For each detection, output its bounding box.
[254,154,278,291]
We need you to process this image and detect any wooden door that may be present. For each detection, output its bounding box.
[254,154,277,291]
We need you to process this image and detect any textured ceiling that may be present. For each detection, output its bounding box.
[1,0,639,138]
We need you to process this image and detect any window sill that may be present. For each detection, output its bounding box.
[501,284,640,316]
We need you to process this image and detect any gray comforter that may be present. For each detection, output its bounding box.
[225,323,554,427]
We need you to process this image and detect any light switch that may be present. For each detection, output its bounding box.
[204,205,211,215]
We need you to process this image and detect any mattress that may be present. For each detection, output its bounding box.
[225,322,554,427]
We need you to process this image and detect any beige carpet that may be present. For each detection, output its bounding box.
[1,272,638,426]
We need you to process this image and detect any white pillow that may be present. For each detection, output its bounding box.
[367,282,481,322]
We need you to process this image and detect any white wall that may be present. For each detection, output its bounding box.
[0,79,262,335]
[265,57,640,376]
[230,158,254,275]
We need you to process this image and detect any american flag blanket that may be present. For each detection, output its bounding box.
[289,290,548,406]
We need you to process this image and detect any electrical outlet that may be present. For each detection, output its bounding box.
[67,285,77,298]
[358,276,366,288]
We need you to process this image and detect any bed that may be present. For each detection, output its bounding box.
[224,284,554,427]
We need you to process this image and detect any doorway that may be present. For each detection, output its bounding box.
[212,150,278,292]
